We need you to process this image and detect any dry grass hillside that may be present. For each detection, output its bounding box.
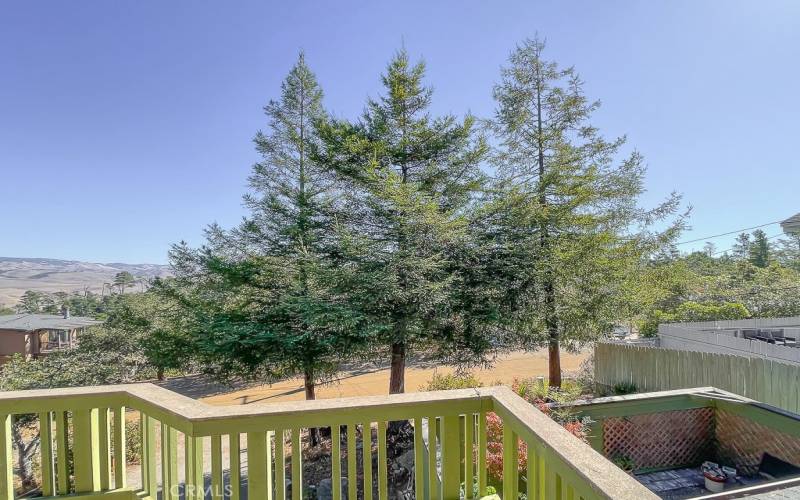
[0,257,170,308]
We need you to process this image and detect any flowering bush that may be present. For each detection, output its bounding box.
[484,377,592,482]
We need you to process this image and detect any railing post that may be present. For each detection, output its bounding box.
[331,425,341,500]
[441,415,461,499]
[247,431,268,500]
[1,414,13,500]
[292,427,303,500]
[73,408,101,493]
[211,434,223,500]
[464,414,474,500]
[478,412,487,497]
[230,433,241,500]
[347,424,357,500]
[56,411,70,495]
[98,408,112,490]
[502,425,518,500]
[163,424,179,500]
[39,411,55,496]
[112,406,126,489]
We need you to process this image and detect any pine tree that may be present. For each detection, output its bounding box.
[319,50,488,394]
[485,38,684,387]
[749,229,771,268]
[165,54,371,426]
[732,233,751,260]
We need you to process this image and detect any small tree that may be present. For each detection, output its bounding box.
[113,271,136,294]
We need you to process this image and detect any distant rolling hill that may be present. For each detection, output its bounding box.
[0,257,171,307]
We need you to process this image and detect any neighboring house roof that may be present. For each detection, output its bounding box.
[0,314,101,332]
[783,213,800,234]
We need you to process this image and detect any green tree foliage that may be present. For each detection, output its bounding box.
[113,271,137,294]
[162,54,372,413]
[317,50,489,394]
[482,38,684,387]
[639,301,750,337]
[749,229,771,268]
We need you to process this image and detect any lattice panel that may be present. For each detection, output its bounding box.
[603,408,715,471]
[716,410,800,476]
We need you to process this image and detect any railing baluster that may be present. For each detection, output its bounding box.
[331,425,341,500]
[248,431,268,500]
[347,424,357,500]
[230,433,241,500]
[163,424,179,500]
[413,417,425,500]
[291,427,303,500]
[56,411,70,495]
[112,406,126,489]
[363,422,373,500]
[478,411,487,497]
[98,408,112,490]
[185,435,200,500]
[526,441,537,500]
[211,434,223,500]
[428,416,439,500]
[377,421,388,500]
[143,415,157,496]
[441,415,461,500]
[1,414,13,500]
[501,425,518,500]
[73,408,101,492]
[39,411,55,496]
[464,413,474,500]
[276,429,286,500]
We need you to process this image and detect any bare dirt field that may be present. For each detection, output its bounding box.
[198,349,589,407]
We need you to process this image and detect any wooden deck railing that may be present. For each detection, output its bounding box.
[0,384,655,500]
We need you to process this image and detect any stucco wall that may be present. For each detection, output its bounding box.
[0,329,29,358]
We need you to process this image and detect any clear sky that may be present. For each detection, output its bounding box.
[2,1,798,264]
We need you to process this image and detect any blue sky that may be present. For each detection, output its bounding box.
[1,1,798,264]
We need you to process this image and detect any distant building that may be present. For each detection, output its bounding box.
[0,308,100,365]
[783,213,800,234]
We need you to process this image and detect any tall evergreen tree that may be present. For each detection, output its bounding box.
[164,54,370,423]
[732,233,751,260]
[319,50,488,393]
[749,229,771,268]
[485,38,684,387]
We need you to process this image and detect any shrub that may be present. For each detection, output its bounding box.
[612,381,637,395]
[419,371,483,391]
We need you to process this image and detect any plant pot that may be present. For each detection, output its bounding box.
[704,476,725,493]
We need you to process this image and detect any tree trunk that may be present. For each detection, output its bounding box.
[304,368,322,447]
[12,424,37,490]
[547,331,561,388]
[389,341,406,394]
[157,367,165,381]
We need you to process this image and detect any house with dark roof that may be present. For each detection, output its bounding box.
[783,213,800,234]
[0,308,100,364]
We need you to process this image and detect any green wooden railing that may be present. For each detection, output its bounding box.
[0,384,654,500]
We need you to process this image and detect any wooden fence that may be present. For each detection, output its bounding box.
[594,343,800,414]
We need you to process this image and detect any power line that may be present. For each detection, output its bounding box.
[676,220,782,246]
[709,233,784,256]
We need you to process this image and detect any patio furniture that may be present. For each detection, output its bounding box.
[771,329,797,347]
[741,329,759,340]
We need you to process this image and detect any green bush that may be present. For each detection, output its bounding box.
[420,372,483,391]
[612,381,637,395]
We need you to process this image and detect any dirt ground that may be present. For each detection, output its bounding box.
[199,349,589,407]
